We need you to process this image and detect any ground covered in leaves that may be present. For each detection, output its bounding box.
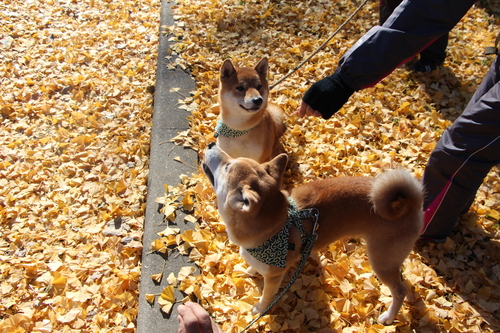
[154,0,500,332]
[2,0,500,332]
[0,0,159,331]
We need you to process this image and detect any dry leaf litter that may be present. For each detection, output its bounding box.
[2,0,500,332]
[0,0,159,331]
[154,0,500,332]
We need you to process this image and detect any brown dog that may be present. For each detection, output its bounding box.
[202,143,423,325]
[216,58,285,163]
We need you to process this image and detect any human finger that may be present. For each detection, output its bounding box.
[296,101,308,117]
[313,110,322,117]
[297,101,323,118]
[177,304,202,333]
[184,302,216,333]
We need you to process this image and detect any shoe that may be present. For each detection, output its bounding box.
[411,59,439,73]
[418,236,446,244]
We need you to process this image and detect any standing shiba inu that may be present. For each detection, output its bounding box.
[202,143,424,325]
[216,58,285,163]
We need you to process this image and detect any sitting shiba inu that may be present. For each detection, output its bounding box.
[202,143,423,325]
[215,58,285,163]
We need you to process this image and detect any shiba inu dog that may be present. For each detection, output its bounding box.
[215,57,285,163]
[202,143,423,325]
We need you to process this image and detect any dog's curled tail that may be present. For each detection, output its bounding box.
[369,169,424,220]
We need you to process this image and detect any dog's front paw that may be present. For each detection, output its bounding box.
[247,266,258,276]
[252,301,264,315]
[378,311,395,325]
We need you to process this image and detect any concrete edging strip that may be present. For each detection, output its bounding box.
[137,0,197,332]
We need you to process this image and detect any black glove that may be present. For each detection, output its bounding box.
[302,73,355,119]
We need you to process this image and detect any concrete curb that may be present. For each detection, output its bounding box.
[137,0,197,332]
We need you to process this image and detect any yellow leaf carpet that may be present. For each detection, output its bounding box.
[1,0,500,332]
[1,0,158,331]
[154,1,500,332]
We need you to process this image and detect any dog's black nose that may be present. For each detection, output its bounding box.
[252,97,263,106]
[208,142,216,149]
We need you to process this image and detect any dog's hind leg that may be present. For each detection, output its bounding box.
[252,273,284,315]
[376,269,408,325]
[367,241,413,325]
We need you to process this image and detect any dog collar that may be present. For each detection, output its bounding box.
[214,119,256,138]
[245,198,318,268]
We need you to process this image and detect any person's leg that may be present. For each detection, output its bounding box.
[412,33,448,72]
[421,56,500,242]
[379,0,404,25]
[380,0,447,73]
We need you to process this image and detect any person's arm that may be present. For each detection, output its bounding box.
[300,0,476,119]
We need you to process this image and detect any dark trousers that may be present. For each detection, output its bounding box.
[422,55,500,242]
[380,0,448,65]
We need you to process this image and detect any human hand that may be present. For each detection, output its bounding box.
[177,302,223,333]
[295,101,323,118]
[300,73,355,119]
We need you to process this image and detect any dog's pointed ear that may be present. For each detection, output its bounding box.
[264,153,288,180]
[254,57,268,77]
[228,185,260,213]
[220,59,236,80]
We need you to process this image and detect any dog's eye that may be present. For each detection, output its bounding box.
[224,163,231,171]
[235,86,244,92]
[257,85,262,90]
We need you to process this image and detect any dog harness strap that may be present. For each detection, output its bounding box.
[244,198,318,268]
[214,119,256,138]
[287,197,304,238]
[288,197,318,244]
[245,219,292,269]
